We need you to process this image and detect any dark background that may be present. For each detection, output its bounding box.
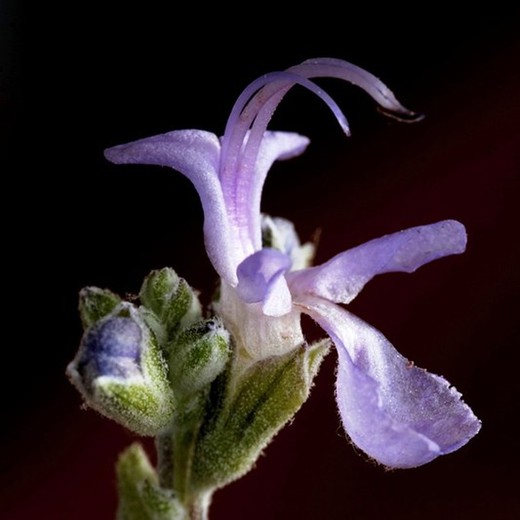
[2,2,519,519]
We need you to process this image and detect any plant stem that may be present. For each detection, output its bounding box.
[156,392,214,519]
[187,492,212,520]
[156,432,174,488]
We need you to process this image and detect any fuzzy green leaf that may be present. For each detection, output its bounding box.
[117,443,185,520]
[192,339,330,490]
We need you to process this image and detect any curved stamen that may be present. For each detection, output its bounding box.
[242,58,420,189]
[221,70,350,178]
[295,57,419,117]
[221,58,420,255]
[220,72,349,182]
[226,58,419,186]
[236,83,296,249]
[221,71,351,255]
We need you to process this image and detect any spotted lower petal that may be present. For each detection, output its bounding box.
[296,295,480,468]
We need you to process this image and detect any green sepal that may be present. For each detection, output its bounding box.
[169,319,230,396]
[117,443,185,520]
[192,339,330,491]
[139,268,201,340]
[139,306,168,350]
[79,286,121,328]
[94,377,174,436]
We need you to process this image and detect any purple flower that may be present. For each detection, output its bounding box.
[105,58,480,468]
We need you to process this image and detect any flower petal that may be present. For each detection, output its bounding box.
[289,220,467,304]
[245,131,310,248]
[221,129,311,257]
[261,215,315,270]
[236,248,292,316]
[104,130,240,284]
[296,295,481,468]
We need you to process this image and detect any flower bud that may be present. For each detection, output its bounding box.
[139,268,201,340]
[168,319,230,396]
[67,302,175,436]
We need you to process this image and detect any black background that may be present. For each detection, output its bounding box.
[2,2,519,519]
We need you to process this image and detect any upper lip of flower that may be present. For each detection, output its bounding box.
[104,58,417,287]
[103,57,481,468]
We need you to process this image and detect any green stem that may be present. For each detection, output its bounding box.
[156,432,174,488]
[187,492,212,520]
[155,393,213,519]
[172,422,198,503]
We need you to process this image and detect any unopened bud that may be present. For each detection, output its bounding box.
[67,302,175,436]
[169,319,230,396]
[139,268,201,339]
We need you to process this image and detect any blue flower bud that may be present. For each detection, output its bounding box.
[77,316,143,385]
[67,303,175,436]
